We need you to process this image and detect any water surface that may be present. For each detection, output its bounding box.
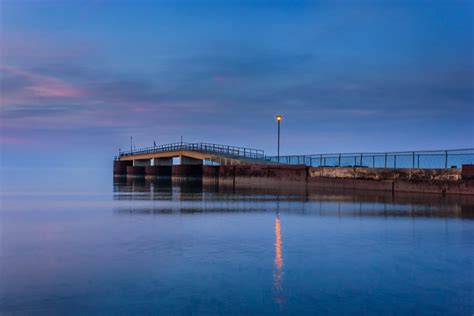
[1,168,473,315]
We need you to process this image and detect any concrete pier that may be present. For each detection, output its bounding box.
[202,164,474,196]
[114,163,474,195]
[112,140,474,197]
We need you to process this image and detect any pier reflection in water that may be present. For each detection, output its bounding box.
[113,176,474,219]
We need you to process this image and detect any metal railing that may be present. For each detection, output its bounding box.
[266,148,474,169]
[116,142,265,160]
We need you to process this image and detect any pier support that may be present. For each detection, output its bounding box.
[145,166,172,177]
[114,160,132,176]
[172,165,203,179]
[126,166,145,176]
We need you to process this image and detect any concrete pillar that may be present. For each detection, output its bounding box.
[145,165,172,177]
[172,165,203,179]
[126,166,145,176]
[203,165,219,186]
[113,160,133,175]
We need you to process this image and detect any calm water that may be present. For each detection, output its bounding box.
[0,168,473,315]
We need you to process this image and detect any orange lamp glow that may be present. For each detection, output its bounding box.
[276,115,282,122]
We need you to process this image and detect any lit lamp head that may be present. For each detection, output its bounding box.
[276,115,282,122]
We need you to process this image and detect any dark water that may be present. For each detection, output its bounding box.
[0,168,473,315]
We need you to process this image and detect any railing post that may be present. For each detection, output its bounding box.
[394,155,397,169]
[384,153,387,168]
[338,154,341,167]
[417,154,420,168]
[412,152,415,168]
[372,155,375,168]
[320,154,323,167]
[445,150,448,168]
[360,153,363,166]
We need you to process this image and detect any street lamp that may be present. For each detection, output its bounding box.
[276,115,282,162]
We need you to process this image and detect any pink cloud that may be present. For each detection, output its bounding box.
[0,65,86,104]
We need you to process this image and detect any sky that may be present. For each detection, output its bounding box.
[0,0,473,169]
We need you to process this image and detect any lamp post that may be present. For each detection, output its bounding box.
[276,115,282,162]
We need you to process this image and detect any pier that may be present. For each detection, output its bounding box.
[114,142,474,195]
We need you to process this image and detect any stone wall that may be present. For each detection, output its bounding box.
[206,164,473,196]
[462,164,474,180]
[308,166,461,181]
[114,161,474,195]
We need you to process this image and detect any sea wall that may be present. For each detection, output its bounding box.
[114,161,474,195]
[202,165,474,195]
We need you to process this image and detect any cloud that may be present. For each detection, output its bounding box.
[0,65,86,105]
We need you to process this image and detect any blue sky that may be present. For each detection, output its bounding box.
[0,0,473,168]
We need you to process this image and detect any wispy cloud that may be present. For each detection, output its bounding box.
[0,65,86,105]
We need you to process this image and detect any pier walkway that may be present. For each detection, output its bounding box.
[116,142,269,166]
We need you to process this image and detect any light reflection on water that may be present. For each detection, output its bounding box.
[0,173,473,315]
[274,213,284,307]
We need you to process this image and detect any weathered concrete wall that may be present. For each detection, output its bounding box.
[306,177,394,192]
[203,166,219,186]
[462,164,474,180]
[113,160,132,175]
[203,164,473,196]
[305,167,471,195]
[144,166,172,177]
[172,165,203,179]
[115,160,474,195]
[214,165,308,190]
[308,166,461,181]
[393,179,474,195]
[126,166,145,176]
